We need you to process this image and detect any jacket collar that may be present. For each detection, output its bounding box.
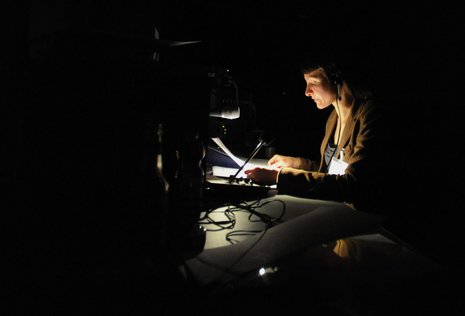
[321,97,365,156]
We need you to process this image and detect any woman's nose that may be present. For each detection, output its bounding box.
[305,86,313,97]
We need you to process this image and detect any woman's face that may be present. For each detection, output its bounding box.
[303,68,336,109]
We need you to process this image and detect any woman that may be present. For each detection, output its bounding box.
[245,59,390,214]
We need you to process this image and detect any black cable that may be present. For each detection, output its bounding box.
[225,229,264,244]
[251,199,286,226]
[196,198,286,239]
[198,204,236,231]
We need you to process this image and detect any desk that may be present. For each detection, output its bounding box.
[181,194,457,316]
[200,194,384,250]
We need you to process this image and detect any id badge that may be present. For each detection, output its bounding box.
[328,157,348,175]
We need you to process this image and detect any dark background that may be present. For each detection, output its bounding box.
[3,0,465,314]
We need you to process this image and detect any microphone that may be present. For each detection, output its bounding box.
[229,131,275,183]
[258,131,276,147]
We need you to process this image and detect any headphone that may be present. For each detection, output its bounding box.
[324,62,343,100]
[324,62,343,87]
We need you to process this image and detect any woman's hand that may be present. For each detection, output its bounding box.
[244,167,278,185]
[267,154,299,169]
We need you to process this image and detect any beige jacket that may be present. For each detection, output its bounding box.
[277,96,389,213]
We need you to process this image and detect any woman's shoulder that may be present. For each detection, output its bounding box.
[353,94,382,119]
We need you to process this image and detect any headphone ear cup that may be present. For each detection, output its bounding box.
[325,62,343,87]
[333,72,343,87]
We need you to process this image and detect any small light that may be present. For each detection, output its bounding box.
[258,266,279,277]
